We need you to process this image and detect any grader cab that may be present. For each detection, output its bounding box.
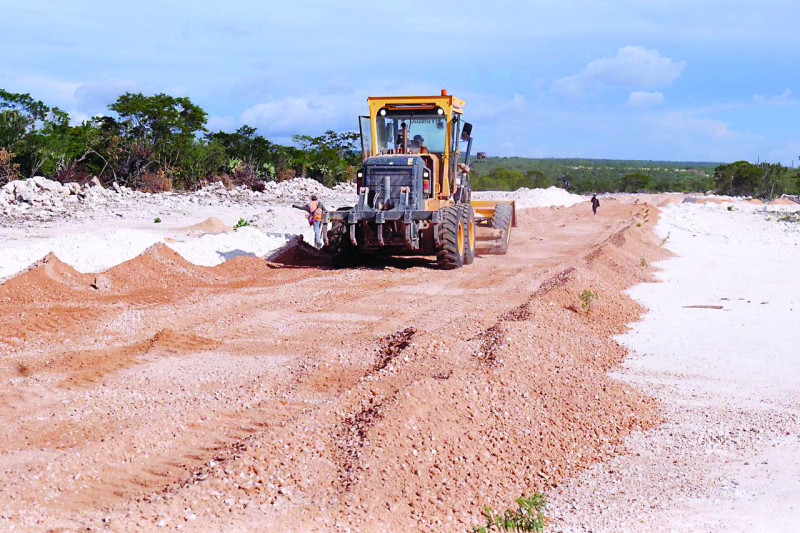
[324,90,515,269]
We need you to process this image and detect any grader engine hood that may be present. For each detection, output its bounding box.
[359,155,426,213]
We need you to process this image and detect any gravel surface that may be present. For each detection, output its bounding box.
[0,200,665,531]
[548,200,800,532]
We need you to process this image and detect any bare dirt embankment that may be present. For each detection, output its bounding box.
[0,201,668,531]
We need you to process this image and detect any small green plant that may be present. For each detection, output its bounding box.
[727,205,733,211]
[233,218,251,229]
[778,214,792,222]
[474,493,547,532]
[153,217,161,223]
[636,222,642,227]
[660,232,671,246]
[640,257,648,268]
[579,289,597,312]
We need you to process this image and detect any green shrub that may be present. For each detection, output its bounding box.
[579,289,597,312]
[233,218,251,229]
[474,493,547,533]
[154,217,161,223]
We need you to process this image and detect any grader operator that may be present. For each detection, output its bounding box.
[324,90,515,269]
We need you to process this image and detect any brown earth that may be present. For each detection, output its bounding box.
[768,197,797,205]
[181,217,231,234]
[0,201,668,531]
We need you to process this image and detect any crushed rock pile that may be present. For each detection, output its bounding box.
[0,176,358,225]
[196,177,356,204]
[473,186,586,209]
[1,176,143,219]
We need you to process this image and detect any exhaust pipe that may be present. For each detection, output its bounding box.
[382,176,391,207]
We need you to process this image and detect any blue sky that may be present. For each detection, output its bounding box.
[3,0,800,164]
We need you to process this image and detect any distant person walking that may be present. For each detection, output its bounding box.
[591,194,600,216]
[293,194,326,248]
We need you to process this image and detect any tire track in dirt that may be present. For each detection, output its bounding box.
[473,267,576,364]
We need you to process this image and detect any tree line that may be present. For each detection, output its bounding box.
[0,88,361,191]
[3,87,799,199]
[470,156,800,198]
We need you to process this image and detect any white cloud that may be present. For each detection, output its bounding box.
[656,113,734,139]
[753,89,793,104]
[468,93,528,121]
[241,98,338,136]
[207,114,237,132]
[626,90,665,108]
[67,110,91,126]
[553,46,686,97]
[0,74,80,106]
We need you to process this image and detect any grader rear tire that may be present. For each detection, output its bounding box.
[436,206,465,269]
[491,204,513,255]
[460,204,476,265]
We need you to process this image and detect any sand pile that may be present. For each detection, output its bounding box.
[0,225,295,280]
[181,217,231,234]
[167,226,288,267]
[251,205,314,236]
[0,228,164,280]
[769,197,798,205]
[474,186,586,208]
[265,235,333,268]
[0,252,94,306]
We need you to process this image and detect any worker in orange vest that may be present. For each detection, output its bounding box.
[293,194,326,248]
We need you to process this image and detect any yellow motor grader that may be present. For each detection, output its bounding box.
[324,90,515,269]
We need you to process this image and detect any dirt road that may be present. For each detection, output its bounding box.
[0,200,664,531]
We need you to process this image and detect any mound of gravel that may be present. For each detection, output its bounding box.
[0,176,358,226]
[181,217,231,234]
[1,176,142,218]
[473,186,586,209]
